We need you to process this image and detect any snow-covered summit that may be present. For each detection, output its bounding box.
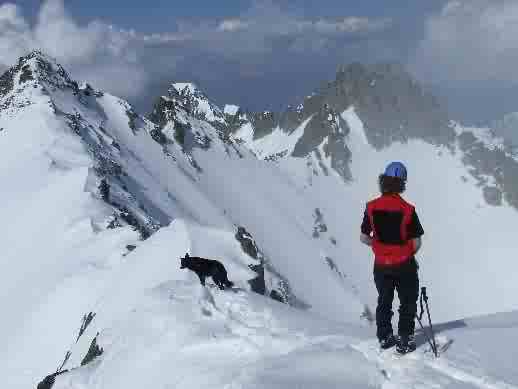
[167,81,227,125]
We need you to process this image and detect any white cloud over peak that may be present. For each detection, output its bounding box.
[0,0,396,110]
[412,0,518,84]
[0,0,152,98]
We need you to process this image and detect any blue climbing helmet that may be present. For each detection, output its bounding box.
[383,161,407,181]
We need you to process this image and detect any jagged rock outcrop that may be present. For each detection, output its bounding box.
[235,226,309,308]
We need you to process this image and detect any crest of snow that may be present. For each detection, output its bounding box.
[224,104,240,115]
[196,97,225,123]
[250,116,313,158]
[341,106,369,147]
[172,82,197,94]
[234,122,255,144]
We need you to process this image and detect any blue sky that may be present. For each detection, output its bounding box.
[3,0,518,124]
[21,1,440,30]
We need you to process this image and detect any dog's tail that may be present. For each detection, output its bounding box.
[225,280,234,288]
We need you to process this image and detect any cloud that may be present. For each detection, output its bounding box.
[0,0,397,112]
[411,0,518,84]
[215,15,391,35]
[143,2,392,57]
[0,0,156,98]
[218,19,250,33]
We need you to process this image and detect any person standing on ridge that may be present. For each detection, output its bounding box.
[360,162,424,354]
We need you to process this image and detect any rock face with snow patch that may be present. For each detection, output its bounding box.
[231,63,454,181]
[330,63,454,148]
[228,62,518,211]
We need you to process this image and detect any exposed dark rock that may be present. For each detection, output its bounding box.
[323,128,352,180]
[251,111,277,140]
[235,226,309,308]
[0,65,15,99]
[330,63,454,149]
[81,334,104,366]
[483,186,503,206]
[292,105,338,157]
[148,96,177,130]
[99,179,110,202]
[264,150,289,162]
[279,105,304,130]
[248,262,266,296]
[77,312,96,342]
[236,62,454,182]
[150,127,169,146]
[235,226,266,295]
[36,370,68,389]
[125,108,141,135]
[235,226,259,259]
[107,214,123,229]
[226,108,249,133]
[19,64,34,83]
[458,129,518,209]
[325,256,346,279]
[312,208,328,238]
[174,121,189,146]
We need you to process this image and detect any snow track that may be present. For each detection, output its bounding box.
[353,338,518,389]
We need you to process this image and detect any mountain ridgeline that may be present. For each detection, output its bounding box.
[145,61,518,210]
[2,51,518,389]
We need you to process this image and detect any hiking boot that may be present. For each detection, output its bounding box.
[379,334,397,350]
[396,334,416,354]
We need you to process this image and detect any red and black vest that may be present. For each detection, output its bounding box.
[366,194,415,266]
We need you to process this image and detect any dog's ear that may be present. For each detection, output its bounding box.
[185,253,190,259]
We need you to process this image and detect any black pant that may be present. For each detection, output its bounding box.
[374,258,419,340]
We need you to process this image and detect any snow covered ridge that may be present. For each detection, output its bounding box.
[1,51,371,388]
[3,50,518,388]
[169,82,227,126]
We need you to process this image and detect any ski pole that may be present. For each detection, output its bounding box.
[415,314,435,354]
[416,287,438,357]
[422,287,438,357]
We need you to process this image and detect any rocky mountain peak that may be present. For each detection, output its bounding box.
[323,62,455,148]
[166,82,227,127]
[0,51,100,112]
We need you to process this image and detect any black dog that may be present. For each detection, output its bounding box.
[180,253,234,290]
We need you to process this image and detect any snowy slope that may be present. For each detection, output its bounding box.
[51,220,518,389]
[2,51,518,389]
[50,219,518,389]
[0,53,369,388]
[237,101,518,323]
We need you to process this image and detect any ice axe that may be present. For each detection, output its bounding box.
[416,286,438,357]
